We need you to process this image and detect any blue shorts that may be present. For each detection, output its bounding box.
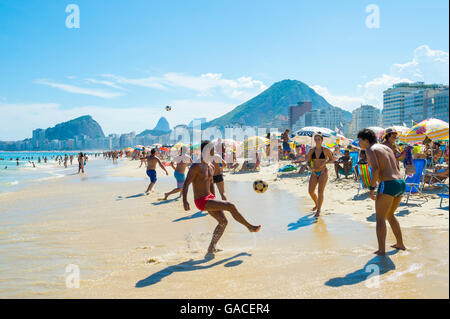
[146,169,157,183]
[283,141,291,152]
[174,171,185,188]
[378,180,406,197]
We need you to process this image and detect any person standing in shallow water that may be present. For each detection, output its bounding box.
[358,128,406,256]
[182,140,261,257]
[306,133,334,217]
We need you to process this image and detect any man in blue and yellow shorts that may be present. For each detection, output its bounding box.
[358,128,407,256]
[162,147,192,201]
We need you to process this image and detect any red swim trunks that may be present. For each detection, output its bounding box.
[194,193,216,211]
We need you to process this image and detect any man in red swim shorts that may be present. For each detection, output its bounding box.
[183,140,261,257]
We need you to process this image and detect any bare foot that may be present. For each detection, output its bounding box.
[205,252,215,260]
[314,211,321,217]
[311,206,317,211]
[213,248,223,253]
[391,244,407,251]
[374,250,386,256]
[249,225,261,232]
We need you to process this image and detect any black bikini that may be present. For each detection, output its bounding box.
[311,148,326,159]
[311,147,326,176]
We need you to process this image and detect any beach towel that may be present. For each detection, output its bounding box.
[278,164,297,172]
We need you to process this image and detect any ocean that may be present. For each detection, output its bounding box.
[0,151,101,194]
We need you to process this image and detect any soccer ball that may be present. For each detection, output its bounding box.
[165,105,172,111]
[253,180,268,193]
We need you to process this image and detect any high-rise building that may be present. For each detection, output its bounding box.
[289,102,312,129]
[429,88,449,122]
[294,107,350,135]
[32,129,46,149]
[350,105,381,138]
[382,82,448,126]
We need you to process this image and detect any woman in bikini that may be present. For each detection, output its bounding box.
[307,133,334,217]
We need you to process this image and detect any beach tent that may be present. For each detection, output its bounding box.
[399,118,449,144]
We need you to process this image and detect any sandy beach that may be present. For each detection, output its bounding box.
[0,158,448,299]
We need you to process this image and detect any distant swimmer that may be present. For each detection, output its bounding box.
[144,148,168,194]
[77,152,85,174]
[182,140,261,257]
[162,146,192,200]
[306,133,334,217]
[358,129,406,256]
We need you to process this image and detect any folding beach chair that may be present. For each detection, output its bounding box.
[404,158,427,205]
[436,183,449,208]
[355,164,372,196]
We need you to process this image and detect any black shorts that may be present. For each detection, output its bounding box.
[213,174,224,183]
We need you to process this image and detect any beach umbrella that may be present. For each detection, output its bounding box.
[399,118,449,143]
[291,127,334,145]
[172,142,188,149]
[389,125,409,135]
[242,136,269,151]
[367,127,385,141]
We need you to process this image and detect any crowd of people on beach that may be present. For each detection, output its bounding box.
[127,125,449,257]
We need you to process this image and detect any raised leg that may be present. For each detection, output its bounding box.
[204,199,260,232]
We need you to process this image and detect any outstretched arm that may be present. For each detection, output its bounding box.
[157,158,169,175]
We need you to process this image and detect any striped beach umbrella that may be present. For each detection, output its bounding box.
[399,118,449,143]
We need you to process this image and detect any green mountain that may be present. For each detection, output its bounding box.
[44,115,105,140]
[137,116,171,137]
[206,79,351,128]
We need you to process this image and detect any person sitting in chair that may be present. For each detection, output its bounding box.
[334,150,353,179]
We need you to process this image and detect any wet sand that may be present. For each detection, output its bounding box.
[0,159,448,298]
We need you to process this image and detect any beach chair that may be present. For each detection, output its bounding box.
[436,183,449,208]
[355,164,372,196]
[404,158,427,205]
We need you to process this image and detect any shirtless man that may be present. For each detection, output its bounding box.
[358,128,406,256]
[182,140,261,257]
[211,151,227,200]
[162,147,192,200]
[145,148,168,194]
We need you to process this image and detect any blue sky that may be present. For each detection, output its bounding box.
[0,0,448,140]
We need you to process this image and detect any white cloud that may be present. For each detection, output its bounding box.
[314,45,449,111]
[35,79,124,99]
[101,72,267,100]
[84,78,127,91]
[310,85,366,111]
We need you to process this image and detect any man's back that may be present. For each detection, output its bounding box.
[370,144,402,181]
